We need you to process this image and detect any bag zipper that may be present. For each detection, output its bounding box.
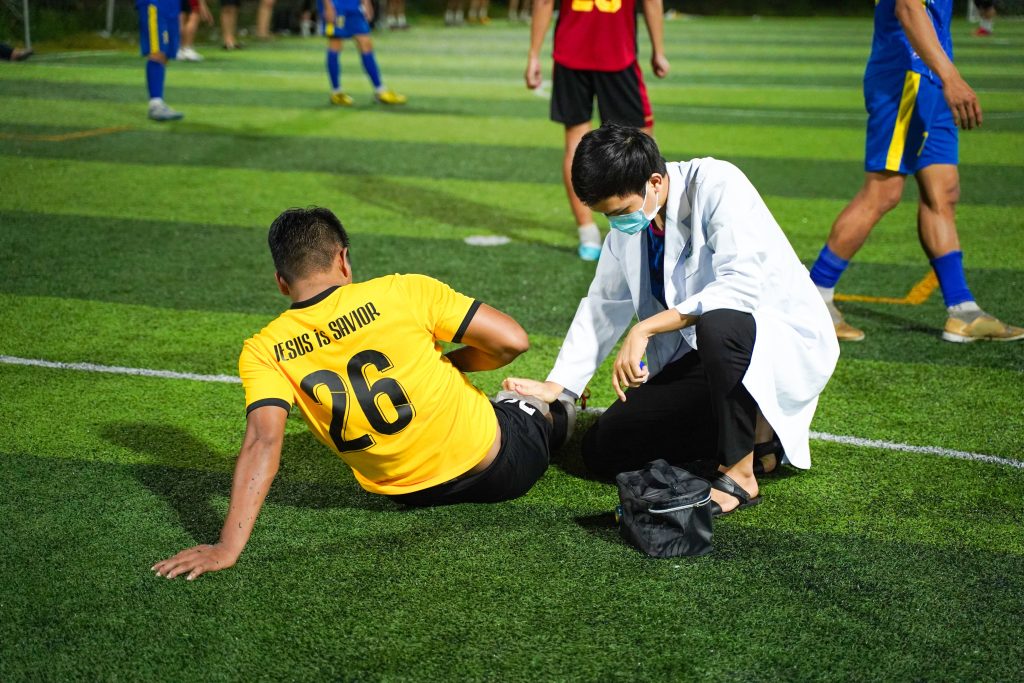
[649,492,712,514]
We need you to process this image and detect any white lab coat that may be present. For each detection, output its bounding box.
[547,158,840,469]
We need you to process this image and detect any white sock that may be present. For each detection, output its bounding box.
[816,285,835,303]
[980,18,994,31]
[331,87,341,95]
[949,300,981,315]
[149,97,164,107]
[578,223,601,247]
[375,85,387,94]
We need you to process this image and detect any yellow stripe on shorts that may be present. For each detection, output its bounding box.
[148,4,160,55]
[884,71,921,172]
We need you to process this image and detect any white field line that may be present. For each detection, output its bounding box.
[2,354,1021,470]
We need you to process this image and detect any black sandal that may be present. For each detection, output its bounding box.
[708,473,762,517]
[753,436,785,476]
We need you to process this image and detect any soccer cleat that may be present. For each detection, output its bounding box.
[825,299,865,342]
[176,47,204,61]
[578,243,601,261]
[330,92,354,106]
[374,88,407,105]
[148,101,184,121]
[973,26,992,37]
[942,313,1024,343]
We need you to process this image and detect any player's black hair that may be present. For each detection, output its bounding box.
[267,207,351,284]
[571,124,668,206]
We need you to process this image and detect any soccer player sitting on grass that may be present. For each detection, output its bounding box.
[504,125,839,516]
[319,0,407,106]
[136,0,185,121]
[152,207,572,580]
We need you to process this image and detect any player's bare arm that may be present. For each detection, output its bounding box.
[445,304,529,372]
[198,0,213,24]
[894,0,981,129]
[641,0,670,78]
[612,308,697,401]
[525,0,555,89]
[151,405,287,580]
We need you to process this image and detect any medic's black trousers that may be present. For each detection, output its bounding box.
[582,308,759,480]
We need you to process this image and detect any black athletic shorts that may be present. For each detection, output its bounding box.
[388,398,551,507]
[550,61,653,129]
[974,0,995,9]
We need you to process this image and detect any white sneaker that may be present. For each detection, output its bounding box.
[148,101,184,121]
[178,47,203,62]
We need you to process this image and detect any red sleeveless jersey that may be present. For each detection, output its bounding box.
[553,0,639,72]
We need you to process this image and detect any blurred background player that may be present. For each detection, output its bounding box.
[809,0,1022,344]
[445,0,466,26]
[177,0,213,61]
[526,0,669,261]
[0,43,32,61]
[137,0,185,120]
[300,0,316,36]
[220,0,243,49]
[973,0,997,36]
[256,0,277,39]
[468,0,490,24]
[385,0,409,29]
[509,0,532,22]
[319,0,407,105]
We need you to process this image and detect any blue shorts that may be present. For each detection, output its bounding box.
[864,69,958,175]
[321,10,371,39]
[138,2,180,58]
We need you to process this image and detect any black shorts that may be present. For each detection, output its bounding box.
[388,399,551,507]
[550,61,653,129]
[974,0,995,9]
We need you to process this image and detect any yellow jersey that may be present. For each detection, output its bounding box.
[239,274,497,495]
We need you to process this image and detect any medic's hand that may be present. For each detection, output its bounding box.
[502,377,563,404]
[525,55,543,90]
[152,543,240,581]
[612,327,651,402]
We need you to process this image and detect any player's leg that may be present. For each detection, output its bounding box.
[220,0,241,49]
[550,64,600,260]
[445,0,465,25]
[351,32,407,104]
[916,165,1023,342]
[140,3,184,121]
[256,0,275,39]
[974,0,996,36]
[811,68,924,341]
[178,0,203,60]
[326,36,352,105]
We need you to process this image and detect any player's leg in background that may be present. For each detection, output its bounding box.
[352,33,407,104]
[178,1,202,61]
[509,0,520,21]
[256,0,275,39]
[808,171,906,341]
[564,122,600,258]
[220,0,241,49]
[468,0,490,23]
[326,36,352,104]
[140,3,184,121]
[445,0,465,25]
[974,0,996,36]
[915,164,1024,342]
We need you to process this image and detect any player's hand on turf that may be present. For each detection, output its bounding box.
[152,543,239,581]
[942,72,982,130]
[612,327,650,402]
[525,56,543,90]
[651,53,670,79]
[502,378,562,403]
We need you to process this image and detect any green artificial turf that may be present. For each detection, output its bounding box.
[1,16,1023,682]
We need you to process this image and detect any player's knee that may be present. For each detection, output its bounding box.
[869,183,903,215]
[922,180,960,212]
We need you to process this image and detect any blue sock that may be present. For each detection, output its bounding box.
[146,59,165,100]
[809,244,849,288]
[326,50,340,90]
[360,51,382,88]
[930,250,974,307]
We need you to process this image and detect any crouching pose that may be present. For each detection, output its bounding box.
[154,207,571,580]
[505,125,839,516]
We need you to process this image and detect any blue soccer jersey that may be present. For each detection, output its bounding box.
[867,0,953,82]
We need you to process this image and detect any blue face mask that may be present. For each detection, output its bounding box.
[606,184,659,236]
